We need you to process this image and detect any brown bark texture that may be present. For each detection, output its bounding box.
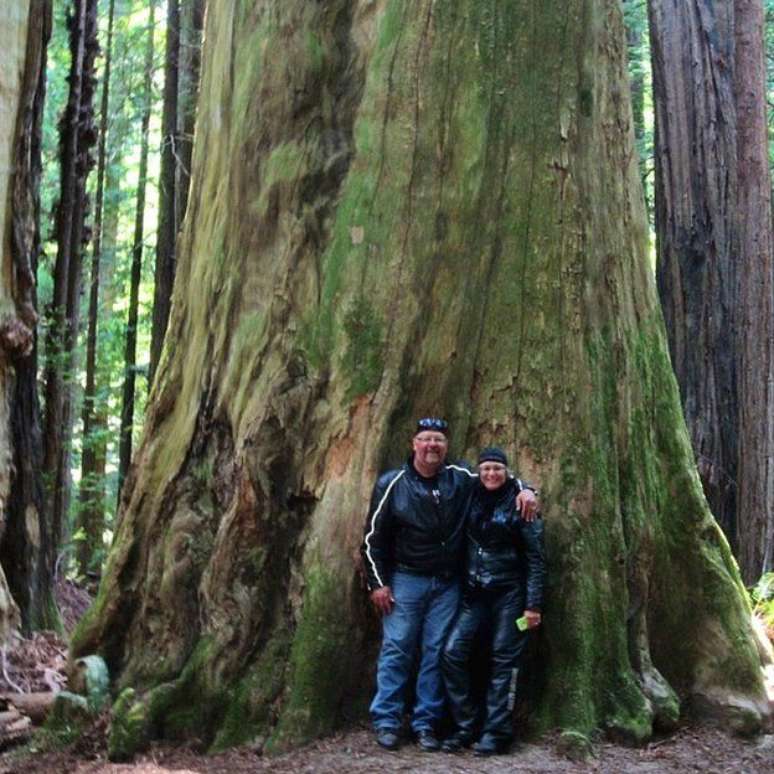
[73,0,768,755]
[175,0,204,235]
[78,0,117,578]
[650,0,739,550]
[650,0,774,583]
[0,0,53,633]
[732,0,774,580]
[117,0,156,498]
[42,0,99,578]
[150,0,181,387]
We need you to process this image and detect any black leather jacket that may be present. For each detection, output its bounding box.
[361,457,533,591]
[360,457,478,590]
[465,479,546,610]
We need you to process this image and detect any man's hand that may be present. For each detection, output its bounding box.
[524,609,542,629]
[370,586,395,616]
[517,488,539,521]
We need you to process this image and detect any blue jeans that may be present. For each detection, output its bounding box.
[371,570,461,733]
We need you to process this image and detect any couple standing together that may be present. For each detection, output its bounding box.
[360,417,546,756]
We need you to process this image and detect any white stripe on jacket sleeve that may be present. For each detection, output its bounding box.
[364,470,405,589]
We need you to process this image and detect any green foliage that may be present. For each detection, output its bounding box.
[108,688,150,761]
[751,572,774,636]
[622,0,654,226]
[40,0,170,576]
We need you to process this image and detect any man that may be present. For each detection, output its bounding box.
[360,418,537,751]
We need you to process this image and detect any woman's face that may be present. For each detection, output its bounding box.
[478,462,507,491]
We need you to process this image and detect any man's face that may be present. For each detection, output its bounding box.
[478,462,507,491]
[412,432,448,469]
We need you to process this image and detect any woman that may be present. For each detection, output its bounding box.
[441,447,546,756]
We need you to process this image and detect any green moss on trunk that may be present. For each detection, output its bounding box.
[269,567,354,750]
[74,0,769,754]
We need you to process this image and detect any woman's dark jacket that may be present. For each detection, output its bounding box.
[465,478,546,611]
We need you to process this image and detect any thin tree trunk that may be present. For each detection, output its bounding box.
[649,0,739,546]
[117,0,156,500]
[78,0,116,578]
[623,0,649,208]
[74,0,768,756]
[149,0,179,387]
[42,0,99,580]
[175,0,203,233]
[734,0,774,580]
[0,0,52,634]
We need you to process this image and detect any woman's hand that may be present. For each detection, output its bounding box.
[524,609,542,629]
[516,489,539,521]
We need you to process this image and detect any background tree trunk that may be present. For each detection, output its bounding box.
[649,0,739,551]
[623,0,650,212]
[78,0,116,578]
[650,0,774,583]
[73,0,768,753]
[149,0,180,387]
[733,0,774,581]
[117,0,156,499]
[0,0,52,635]
[175,0,203,232]
[43,0,99,579]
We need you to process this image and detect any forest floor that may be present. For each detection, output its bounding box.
[0,582,772,772]
[1,723,773,773]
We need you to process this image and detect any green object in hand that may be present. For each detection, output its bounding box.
[516,615,529,631]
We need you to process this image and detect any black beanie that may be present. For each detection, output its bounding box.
[478,447,508,466]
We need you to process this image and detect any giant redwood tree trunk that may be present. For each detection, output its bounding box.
[733,0,774,580]
[649,0,739,557]
[0,0,54,632]
[73,0,768,754]
[650,0,774,583]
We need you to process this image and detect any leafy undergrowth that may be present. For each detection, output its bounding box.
[753,573,774,644]
[1,724,773,774]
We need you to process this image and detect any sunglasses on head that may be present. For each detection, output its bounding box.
[416,417,449,432]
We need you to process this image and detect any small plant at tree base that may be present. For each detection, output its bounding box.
[751,572,774,644]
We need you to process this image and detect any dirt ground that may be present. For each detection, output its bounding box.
[2,724,772,774]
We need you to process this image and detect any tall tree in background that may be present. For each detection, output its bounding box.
[117,0,156,498]
[43,0,99,577]
[733,0,774,578]
[623,0,651,214]
[78,0,116,577]
[0,0,54,633]
[150,0,204,384]
[650,0,773,582]
[149,0,179,386]
[175,0,203,232]
[73,0,767,755]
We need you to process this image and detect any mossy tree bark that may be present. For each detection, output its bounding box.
[0,0,54,632]
[73,0,768,752]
